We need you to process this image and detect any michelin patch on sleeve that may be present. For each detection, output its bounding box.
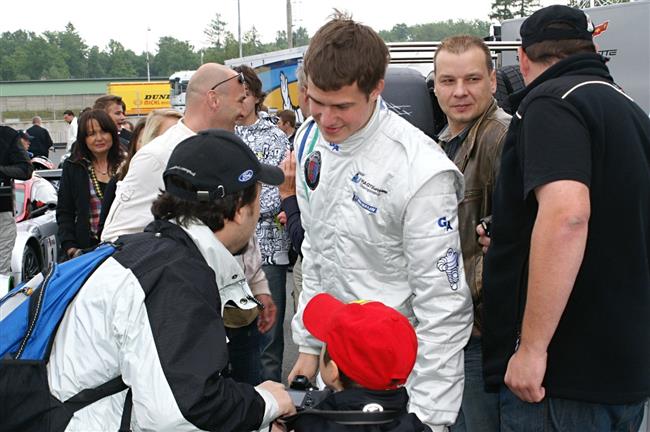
[437,248,460,291]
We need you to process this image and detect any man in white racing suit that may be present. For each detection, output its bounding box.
[288,13,473,431]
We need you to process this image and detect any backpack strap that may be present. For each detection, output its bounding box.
[63,376,127,413]
[63,376,133,431]
[282,409,401,426]
[118,389,133,432]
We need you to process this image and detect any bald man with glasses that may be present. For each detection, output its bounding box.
[101,65,277,379]
[102,64,248,241]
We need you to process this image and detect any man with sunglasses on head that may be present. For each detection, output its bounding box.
[102,64,247,242]
[101,64,278,378]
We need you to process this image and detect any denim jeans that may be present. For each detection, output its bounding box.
[0,212,16,275]
[259,264,287,382]
[500,385,646,432]
[451,336,500,432]
[225,319,261,385]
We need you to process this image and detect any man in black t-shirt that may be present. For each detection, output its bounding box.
[479,6,650,431]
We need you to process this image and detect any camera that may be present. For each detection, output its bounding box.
[288,375,330,409]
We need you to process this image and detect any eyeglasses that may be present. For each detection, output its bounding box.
[210,71,246,91]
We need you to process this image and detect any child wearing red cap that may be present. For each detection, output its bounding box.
[284,293,431,431]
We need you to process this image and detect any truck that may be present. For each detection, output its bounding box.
[106,81,171,116]
[500,0,650,113]
[169,71,195,113]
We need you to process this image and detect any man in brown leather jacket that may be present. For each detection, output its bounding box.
[433,35,510,432]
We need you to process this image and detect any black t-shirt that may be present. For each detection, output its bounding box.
[482,54,650,405]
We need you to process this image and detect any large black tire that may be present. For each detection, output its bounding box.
[495,65,525,115]
[22,243,41,282]
[383,67,437,139]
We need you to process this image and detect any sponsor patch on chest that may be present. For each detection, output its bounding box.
[351,172,388,196]
[352,193,378,214]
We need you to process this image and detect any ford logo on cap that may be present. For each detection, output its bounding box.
[238,169,254,182]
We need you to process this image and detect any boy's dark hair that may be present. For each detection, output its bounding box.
[323,347,405,390]
[73,109,124,169]
[277,110,296,128]
[63,109,74,116]
[524,24,596,64]
[303,11,389,97]
[93,95,127,113]
[323,347,360,390]
[234,65,266,113]
[151,176,258,232]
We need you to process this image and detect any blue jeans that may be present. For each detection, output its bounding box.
[451,336,500,432]
[259,264,287,382]
[500,385,646,432]
[225,320,261,385]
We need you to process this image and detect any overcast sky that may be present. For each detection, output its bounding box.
[4,0,565,54]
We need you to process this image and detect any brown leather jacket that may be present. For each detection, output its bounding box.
[441,99,510,334]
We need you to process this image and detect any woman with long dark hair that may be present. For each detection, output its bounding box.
[57,109,124,258]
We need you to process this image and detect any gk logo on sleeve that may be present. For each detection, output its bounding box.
[437,217,453,231]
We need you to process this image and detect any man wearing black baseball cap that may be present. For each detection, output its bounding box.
[42,129,296,430]
[480,5,650,430]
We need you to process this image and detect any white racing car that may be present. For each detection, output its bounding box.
[6,170,60,290]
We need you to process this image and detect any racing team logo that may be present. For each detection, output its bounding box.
[592,21,609,38]
[304,151,321,191]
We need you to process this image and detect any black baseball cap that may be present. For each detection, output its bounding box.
[520,5,594,49]
[17,129,33,141]
[0,126,19,146]
[163,129,284,202]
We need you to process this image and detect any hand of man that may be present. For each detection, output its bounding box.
[288,352,319,384]
[504,344,547,403]
[256,294,277,334]
[66,247,79,259]
[257,380,297,417]
[279,150,296,200]
[476,223,491,254]
[277,211,287,225]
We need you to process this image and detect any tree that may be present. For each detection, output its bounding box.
[274,30,288,50]
[490,0,540,21]
[293,27,310,47]
[243,26,263,56]
[204,13,228,49]
[153,36,200,76]
[47,23,88,78]
[105,40,137,77]
[490,0,515,21]
[379,23,411,42]
[86,46,107,78]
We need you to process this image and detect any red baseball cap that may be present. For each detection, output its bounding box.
[303,293,417,391]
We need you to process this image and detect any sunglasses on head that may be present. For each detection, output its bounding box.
[211,71,246,91]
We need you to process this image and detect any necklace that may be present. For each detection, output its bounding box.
[92,162,109,176]
[88,164,111,200]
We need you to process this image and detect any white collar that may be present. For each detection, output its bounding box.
[324,96,386,155]
[176,221,257,312]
